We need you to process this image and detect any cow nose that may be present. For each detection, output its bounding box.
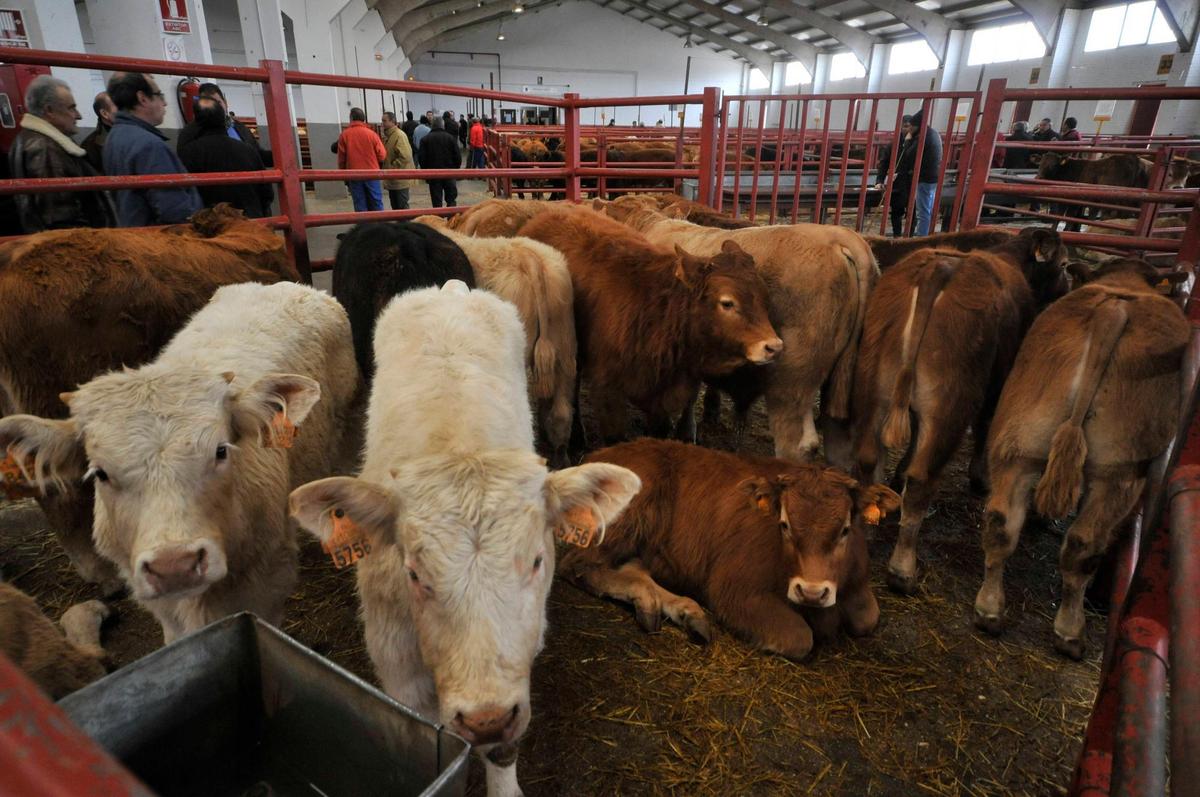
[750,336,783,364]
[454,704,521,745]
[802,584,830,603]
[141,546,208,595]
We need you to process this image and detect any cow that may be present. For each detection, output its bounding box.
[449,198,559,237]
[518,206,781,442]
[561,438,900,660]
[0,204,296,595]
[0,282,358,644]
[1037,152,1148,188]
[602,203,875,464]
[0,582,108,699]
[602,193,754,230]
[866,228,1016,271]
[851,228,1070,594]
[973,258,1190,658]
[288,281,641,797]
[411,217,577,466]
[332,221,475,379]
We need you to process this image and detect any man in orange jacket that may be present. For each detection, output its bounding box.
[468,116,486,169]
[337,107,387,212]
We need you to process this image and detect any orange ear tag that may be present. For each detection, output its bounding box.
[0,449,39,501]
[265,411,298,449]
[555,506,600,548]
[321,508,372,569]
[756,496,771,512]
[863,503,883,525]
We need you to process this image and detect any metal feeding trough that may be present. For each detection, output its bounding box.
[58,613,470,797]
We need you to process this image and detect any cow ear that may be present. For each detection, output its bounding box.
[289,476,399,551]
[230,373,322,445]
[720,239,748,258]
[851,482,901,523]
[590,198,608,212]
[545,463,642,538]
[1031,229,1062,263]
[739,476,783,517]
[1066,261,1095,285]
[0,415,86,494]
[663,203,688,220]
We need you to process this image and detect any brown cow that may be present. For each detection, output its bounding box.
[603,193,754,230]
[0,205,296,594]
[518,206,780,441]
[0,582,108,698]
[561,438,900,660]
[1037,152,1149,188]
[867,228,1016,271]
[974,258,1189,658]
[450,198,560,237]
[851,228,1070,594]
[604,203,876,464]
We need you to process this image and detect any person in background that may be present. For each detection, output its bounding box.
[874,114,913,238]
[903,107,941,236]
[419,116,461,208]
[607,118,616,127]
[178,97,273,218]
[442,110,459,141]
[81,91,115,173]
[1060,117,1082,142]
[401,110,418,148]
[176,83,272,166]
[336,107,387,212]
[1003,121,1034,169]
[468,115,486,170]
[1032,117,1058,143]
[380,110,417,210]
[458,114,468,151]
[103,72,202,226]
[412,114,432,166]
[8,75,115,232]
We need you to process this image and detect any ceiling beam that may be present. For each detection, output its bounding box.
[760,0,877,64]
[1008,0,1063,47]
[1156,0,1198,51]
[402,0,558,60]
[674,0,816,70]
[595,0,775,71]
[855,0,952,63]
[393,0,518,32]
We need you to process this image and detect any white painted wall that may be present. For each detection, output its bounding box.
[11,0,99,125]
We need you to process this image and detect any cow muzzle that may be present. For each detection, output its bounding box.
[134,540,226,599]
[789,577,837,608]
[452,703,522,746]
[746,336,783,365]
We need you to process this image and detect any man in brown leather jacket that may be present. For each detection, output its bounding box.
[8,75,115,232]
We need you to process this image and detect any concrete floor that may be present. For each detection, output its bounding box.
[305,179,495,293]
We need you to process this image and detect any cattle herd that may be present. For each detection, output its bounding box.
[0,196,1190,795]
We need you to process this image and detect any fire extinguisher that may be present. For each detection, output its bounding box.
[177,77,201,124]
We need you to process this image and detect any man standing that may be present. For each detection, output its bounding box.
[1059,117,1082,142]
[104,72,202,227]
[336,107,387,212]
[874,114,913,237]
[468,115,486,169]
[458,114,468,151]
[178,97,274,218]
[177,83,272,166]
[419,116,461,208]
[412,114,432,163]
[905,108,941,236]
[401,110,418,148]
[380,111,417,210]
[442,111,459,142]
[81,91,115,173]
[1002,121,1034,169]
[8,75,115,232]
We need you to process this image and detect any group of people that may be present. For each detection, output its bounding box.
[998,116,1081,169]
[335,108,493,212]
[7,73,274,233]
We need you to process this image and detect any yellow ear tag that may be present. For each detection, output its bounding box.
[322,508,372,569]
[0,449,39,501]
[756,496,771,512]
[555,506,599,548]
[863,503,883,525]
[265,410,298,449]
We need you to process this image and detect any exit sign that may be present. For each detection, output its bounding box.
[159,0,191,34]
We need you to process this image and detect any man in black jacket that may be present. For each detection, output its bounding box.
[902,107,941,235]
[401,110,418,149]
[177,83,273,167]
[419,117,462,207]
[1003,121,1035,169]
[178,98,274,218]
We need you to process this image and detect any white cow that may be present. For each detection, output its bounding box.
[0,282,359,644]
[290,281,640,797]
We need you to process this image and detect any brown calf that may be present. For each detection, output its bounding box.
[449,198,559,237]
[561,439,899,659]
[851,228,1069,594]
[519,206,780,441]
[867,228,1016,271]
[974,258,1190,658]
[0,583,108,698]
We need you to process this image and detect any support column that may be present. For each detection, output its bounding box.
[236,0,287,126]
[1033,8,1082,126]
[280,0,345,198]
[811,53,830,95]
[1162,50,1200,135]
[866,42,887,94]
[934,29,966,130]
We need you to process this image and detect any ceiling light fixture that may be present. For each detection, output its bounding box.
[497,20,506,40]
[513,2,524,11]
[756,3,769,25]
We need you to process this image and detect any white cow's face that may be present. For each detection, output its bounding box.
[290,453,640,748]
[0,367,320,603]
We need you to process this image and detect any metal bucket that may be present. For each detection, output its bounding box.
[59,613,469,797]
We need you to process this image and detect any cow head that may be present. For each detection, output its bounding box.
[1078,256,1192,291]
[289,457,640,749]
[1012,227,1069,305]
[674,241,782,373]
[0,368,320,604]
[1165,159,1200,190]
[1036,151,1067,179]
[742,468,899,608]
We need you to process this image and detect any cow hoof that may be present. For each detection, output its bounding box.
[635,607,662,633]
[972,608,1005,636]
[886,569,918,596]
[1054,633,1085,661]
[683,614,712,644]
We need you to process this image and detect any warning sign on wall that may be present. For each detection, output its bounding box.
[0,9,30,48]
[1157,54,1174,76]
[159,0,191,34]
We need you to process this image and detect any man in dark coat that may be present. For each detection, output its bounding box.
[418,116,462,208]
[176,83,273,167]
[899,107,941,235]
[401,110,418,148]
[178,97,274,218]
[80,91,115,174]
[1002,121,1035,169]
[442,110,460,141]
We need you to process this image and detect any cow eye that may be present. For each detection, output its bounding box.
[533,554,544,570]
[779,520,790,533]
[215,444,228,461]
[840,525,851,539]
[85,466,108,483]
[408,568,420,583]
[719,298,737,310]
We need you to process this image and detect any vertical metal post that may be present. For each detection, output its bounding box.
[698,86,720,208]
[1169,467,1200,797]
[261,59,310,283]
[714,95,730,212]
[564,93,581,202]
[960,78,1008,231]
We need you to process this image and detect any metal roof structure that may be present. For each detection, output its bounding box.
[380,0,1197,71]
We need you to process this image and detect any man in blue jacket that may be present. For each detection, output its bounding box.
[103,72,201,226]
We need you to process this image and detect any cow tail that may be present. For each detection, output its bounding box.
[825,245,874,420]
[530,261,558,400]
[1035,299,1129,519]
[881,259,957,451]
